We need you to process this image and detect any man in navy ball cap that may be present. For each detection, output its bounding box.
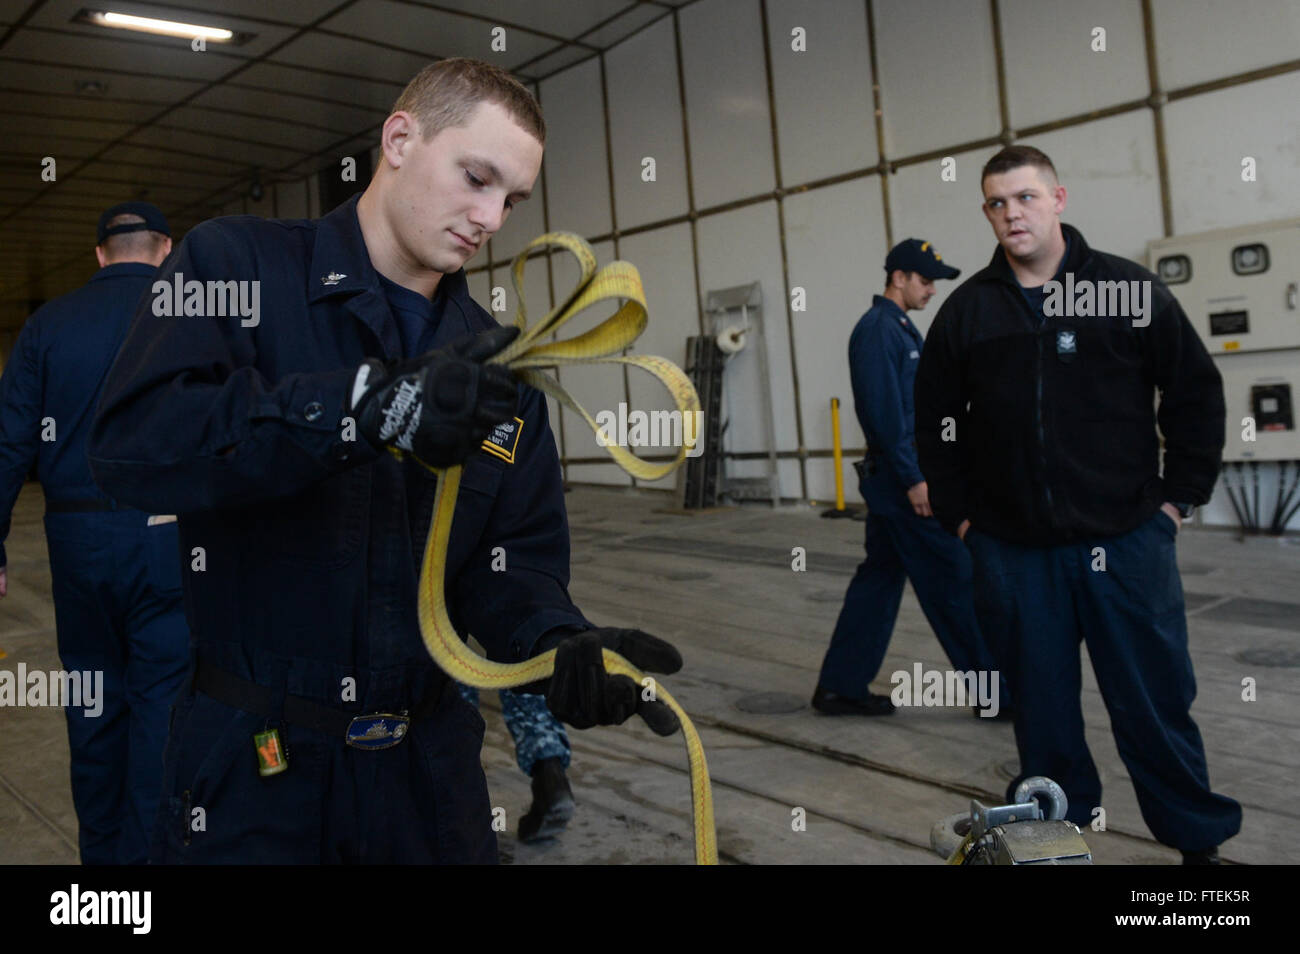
[0,200,188,864]
[814,238,1007,720]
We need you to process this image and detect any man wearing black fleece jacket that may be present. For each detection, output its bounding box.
[915,146,1240,863]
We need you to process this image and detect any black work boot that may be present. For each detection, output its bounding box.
[518,757,575,843]
[811,685,896,716]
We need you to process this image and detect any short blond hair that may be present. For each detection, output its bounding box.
[392,58,545,144]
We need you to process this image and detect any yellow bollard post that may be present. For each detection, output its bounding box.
[831,397,845,510]
[822,397,852,518]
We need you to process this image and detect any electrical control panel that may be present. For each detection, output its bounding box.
[1149,218,1300,462]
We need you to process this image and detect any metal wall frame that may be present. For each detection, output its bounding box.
[469,0,1300,499]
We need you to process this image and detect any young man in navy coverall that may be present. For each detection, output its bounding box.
[915,145,1240,863]
[89,59,683,864]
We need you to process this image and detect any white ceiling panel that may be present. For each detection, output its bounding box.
[1,111,142,142]
[235,61,402,110]
[126,125,305,170]
[194,83,386,131]
[28,0,299,59]
[0,58,206,102]
[31,0,347,29]
[522,42,591,78]
[580,3,663,50]
[164,104,345,150]
[402,0,628,41]
[0,0,688,318]
[0,93,163,124]
[268,30,447,84]
[10,26,239,79]
[99,140,249,174]
[5,132,104,161]
[318,0,557,70]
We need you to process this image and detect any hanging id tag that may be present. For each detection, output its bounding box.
[254,728,288,777]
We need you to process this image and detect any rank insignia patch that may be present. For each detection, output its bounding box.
[481,416,524,464]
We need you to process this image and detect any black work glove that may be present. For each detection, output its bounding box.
[532,628,684,736]
[350,325,519,469]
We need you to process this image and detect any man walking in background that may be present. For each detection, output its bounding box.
[814,239,1006,719]
[0,202,189,864]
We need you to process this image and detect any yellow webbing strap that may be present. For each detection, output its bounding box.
[413,231,716,865]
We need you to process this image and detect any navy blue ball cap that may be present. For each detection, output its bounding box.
[97,201,170,243]
[885,238,960,280]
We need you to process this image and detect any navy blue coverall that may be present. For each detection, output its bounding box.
[0,262,190,865]
[818,295,1003,703]
[88,196,593,863]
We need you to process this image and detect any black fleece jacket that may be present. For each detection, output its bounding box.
[915,224,1224,546]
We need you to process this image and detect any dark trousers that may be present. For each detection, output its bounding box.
[459,685,570,776]
[819,505,1004,700]
[43,511,190,865]
[150,675,497,864]
[967,511,1242,850]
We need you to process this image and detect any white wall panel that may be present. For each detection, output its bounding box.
[246,187,273,219]
[783,179,887,483]
[487,250,543,331]
[1028,111,1163,264]
[678,0,777,207]
[765,0,877,186]
[486,167,548,263]
[466,269,492,314]
[546,391,564,462]
[695,201,798,496]
[875,0,1000,158]
[886,147,999,336]
[1002,0,1147,128]
[804,456,862,508]
[1164,73,1300,235]
[482,254,568,458]
[620,223,700,488]
[563,461,631,486]
[549,240,632,485]
[1153,0,1300,90]
[1201,466,1300,532]
[274,180,309,220]
[540,59,613,240]
[605,18,690,229]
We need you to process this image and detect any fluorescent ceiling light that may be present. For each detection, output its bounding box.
[76,9,246,43]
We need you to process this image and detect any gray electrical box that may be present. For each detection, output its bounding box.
[1148,218,1300,462]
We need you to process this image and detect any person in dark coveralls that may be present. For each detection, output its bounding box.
[88,58,683,864]
[914,145,1241,863]
[814,240,1006,719]
[0,202,189,864]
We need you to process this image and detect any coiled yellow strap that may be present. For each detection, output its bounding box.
[414,232,717,865]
